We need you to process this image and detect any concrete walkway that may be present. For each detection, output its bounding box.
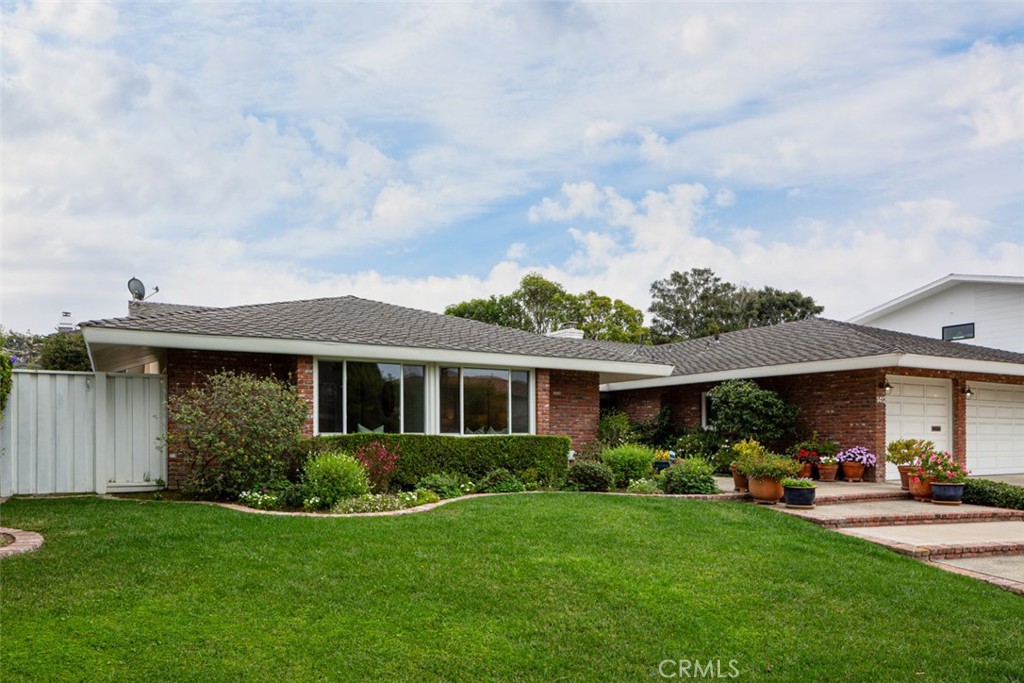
[760,479,1024,595]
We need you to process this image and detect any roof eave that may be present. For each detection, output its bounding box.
[849,273,1024,324]
[82,327,675,381]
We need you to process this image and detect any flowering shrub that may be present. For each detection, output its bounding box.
[331,488,440,514]
[913,450,969,484]
[354,440,400,494]
[886,438,936,466]
[836,446,877,466]
[626,478,662,494]
[238,489,283,510]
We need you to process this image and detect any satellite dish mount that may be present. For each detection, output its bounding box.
[127,277,159,301]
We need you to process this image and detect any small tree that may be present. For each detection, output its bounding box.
[707,379,798,445]
[39,331,92,371]
[164,371,309,500]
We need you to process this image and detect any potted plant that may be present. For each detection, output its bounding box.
[817,451,840,481]
[735,440,801,504]
[791,433,838,479]
[790,447,819,479]
[926,451,970,505]
[886,438,936,490]
[653,450,673,473]
[836,446,877,482]
[781,477,817,509]
[729,440,761,493]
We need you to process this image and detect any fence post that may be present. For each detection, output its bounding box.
[93,372,108,495]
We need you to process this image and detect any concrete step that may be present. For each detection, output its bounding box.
[780,501,1024,528]
[837,521,1024,560]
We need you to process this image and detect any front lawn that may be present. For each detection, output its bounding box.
[1,494,1020,682]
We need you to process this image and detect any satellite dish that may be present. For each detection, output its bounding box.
[128,277,146,301]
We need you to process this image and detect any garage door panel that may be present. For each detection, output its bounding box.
[966,381,1024,475]
[885,377,951,480]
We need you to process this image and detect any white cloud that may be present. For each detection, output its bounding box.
[506,242,528,260]
[715,188,736,207]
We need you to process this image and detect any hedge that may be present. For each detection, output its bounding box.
[962,478,1024,511]
[300,434,571,489]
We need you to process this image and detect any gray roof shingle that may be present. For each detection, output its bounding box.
[633,318,1024,375]
[83,296,657,365]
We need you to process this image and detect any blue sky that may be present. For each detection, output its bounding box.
[2,1,1023,334]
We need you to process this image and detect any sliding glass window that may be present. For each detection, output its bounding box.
[316,360,425,434]
[440,367,531,435]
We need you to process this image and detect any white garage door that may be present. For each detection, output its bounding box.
[966,382,1024,475]
[884,376,951,480]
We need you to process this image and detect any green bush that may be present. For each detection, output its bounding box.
[626,478,662,494]
[478,468,526,493]
[633,405,676,448]
[331,488,442,514]
[417,472,473,499]
[601,444,656,488]
[707,379,798,445]
[598,410,637,447]
[302,434,569,489]
[38,331,91,371]
[963,479,1024,510]
[566,461,615,492]
[0,353,11,420]
[662,458,719,494]
[164,371,310,500]
[303,451,370,510]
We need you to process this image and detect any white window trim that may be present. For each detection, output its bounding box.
[314,357,427,436]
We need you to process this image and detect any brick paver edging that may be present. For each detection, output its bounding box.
[788,508,1024,529]
[0,528,45,559]
[835,529,1024,561]
[929,561,1024,596]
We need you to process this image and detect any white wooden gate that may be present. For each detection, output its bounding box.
[0,371,166,496]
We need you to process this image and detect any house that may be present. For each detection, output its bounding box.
[80,297,675,485]
[81,297,1024,487]
[602,318,1024,479]
[849,273,1024,353]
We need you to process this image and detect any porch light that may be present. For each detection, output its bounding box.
[964,384,974,400]
[880,379,892,395]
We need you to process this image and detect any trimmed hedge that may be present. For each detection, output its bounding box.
[301,434,570,489]
[963,478,1024,511]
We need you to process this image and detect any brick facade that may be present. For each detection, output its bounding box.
[536,368,600,451]
[609,368,1024,483]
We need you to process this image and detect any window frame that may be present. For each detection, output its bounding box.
[439,365,534,436]
[314,358,427,436]
[941,322,975,342]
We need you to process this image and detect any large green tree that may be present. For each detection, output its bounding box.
[38,331,92,371]
[445,274,647,343]
[649,268,823,342]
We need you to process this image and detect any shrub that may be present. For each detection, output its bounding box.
[598,410,637,447]
[633,405,676,448]
[662,458,719,494]
[163,371,310,500]
[626,478,662,494]
[417,472,473,499]
[707,379,798,445]
[963,479,1024,510]
[0,353,11,420]
[565,461,615,492]
[38,331,91,371]
[477,468,526,493]
[354,440,400,493]
[302,434,569,489]
[303,451,370,510]
[331,488,443,514]
[886,438,936,466]
[732,440,800,480]
[238,479,302,510]
[238,489,283,511]
[601,444,656,488]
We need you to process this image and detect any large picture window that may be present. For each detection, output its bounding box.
[317,360,425,434]
[440,367,531,435]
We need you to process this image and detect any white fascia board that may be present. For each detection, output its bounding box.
[601,355,904,391]
[82,327,674,379]
[600,351,1024,392]
[849,274,1024,324]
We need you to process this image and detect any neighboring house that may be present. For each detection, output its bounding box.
[81,297,673,486]
[602,318,1024,479]
[849,274,1024,353]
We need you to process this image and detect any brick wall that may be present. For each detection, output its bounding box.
[165,349,305,488]
[537,369,600,451]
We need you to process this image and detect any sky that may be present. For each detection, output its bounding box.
[2,1,1023,335]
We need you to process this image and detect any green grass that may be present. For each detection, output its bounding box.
[1,494,1021,682]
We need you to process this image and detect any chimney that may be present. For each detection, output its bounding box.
[546,322,585,340]
[57,311,74,333]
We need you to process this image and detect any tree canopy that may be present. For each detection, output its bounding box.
[649,268,823,342]
[445,274,647,343]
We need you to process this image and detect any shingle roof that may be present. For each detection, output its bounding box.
[634,317,1024,375]
[82,296,656,365]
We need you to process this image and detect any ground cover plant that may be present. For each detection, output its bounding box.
[2,495,1022,682]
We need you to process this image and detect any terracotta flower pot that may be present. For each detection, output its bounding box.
[798,463,813,479]
[730,463,749,493]
[817,463,839,481]
[897,464,916,491]
[841,462,866,482]
[909,476,934,502]
[748,476,784,505]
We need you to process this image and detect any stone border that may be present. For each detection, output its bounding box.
[929,560,1024,596]
[0,528,45,559]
